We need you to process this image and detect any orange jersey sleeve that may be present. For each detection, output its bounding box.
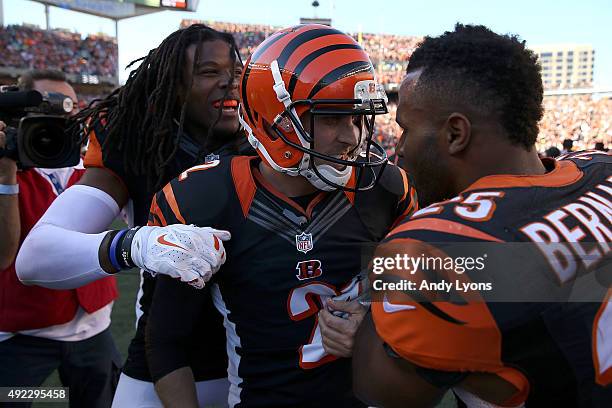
[370,236,530,405]
[83,126,104,168]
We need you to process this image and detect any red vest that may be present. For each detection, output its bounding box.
[0,167,118,332]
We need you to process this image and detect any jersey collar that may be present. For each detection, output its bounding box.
[463,158,583,192]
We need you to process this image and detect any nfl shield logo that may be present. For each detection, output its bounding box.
[295,232,314,254]
[204,153,220,164]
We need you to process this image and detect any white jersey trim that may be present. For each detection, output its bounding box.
[212,283,242,408]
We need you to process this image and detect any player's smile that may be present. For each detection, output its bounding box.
[211,98,239,118]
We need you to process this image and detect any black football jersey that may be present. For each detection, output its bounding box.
[83,123,249,381]
[373,151,612,407]
[146,156,417,407]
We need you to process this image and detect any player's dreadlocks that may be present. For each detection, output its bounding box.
[72,24,241,190]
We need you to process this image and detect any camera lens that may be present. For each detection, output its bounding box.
[19,116,77,168]
[31,126,65,158]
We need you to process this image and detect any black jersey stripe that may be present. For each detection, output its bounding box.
[153,190,180,225]
[305,192,347,233]
[380,275,467,325]
[287,43,362,96]
[307,61,374,100]
[312,202,352,240]
[250,205,300,235]
[418,302,467,325]
[248,215,295,245]
[251,201,302,232]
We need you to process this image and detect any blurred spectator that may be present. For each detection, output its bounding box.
[0,24,117,77]
[545,146,561,158]
[562,139,574,154]
[595,141,608,152]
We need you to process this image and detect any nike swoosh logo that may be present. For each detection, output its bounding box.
[383,294,416,313]
[157,234,187,251]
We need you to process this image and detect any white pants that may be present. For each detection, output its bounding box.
[111,373,229,408]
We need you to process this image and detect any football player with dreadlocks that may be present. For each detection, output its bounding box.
[145,24,418,407]
[16,24,248,407]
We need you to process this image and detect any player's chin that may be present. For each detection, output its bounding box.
[213,120,240,137]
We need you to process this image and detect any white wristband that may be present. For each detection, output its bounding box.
[0,184,18,195]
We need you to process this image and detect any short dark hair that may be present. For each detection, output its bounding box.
[18,69,67,90]
[407,24,544,149]
[562,139,573,149]
[545,146,560,158]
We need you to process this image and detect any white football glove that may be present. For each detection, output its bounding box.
[130,224,230,289]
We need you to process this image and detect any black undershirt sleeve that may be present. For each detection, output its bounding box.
[145,274,210,382]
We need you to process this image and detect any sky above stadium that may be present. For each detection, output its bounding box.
[4,0,611,86]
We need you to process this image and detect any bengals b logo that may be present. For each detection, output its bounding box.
[296,260,323,281]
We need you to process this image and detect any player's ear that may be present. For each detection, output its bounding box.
[444,113,471,156]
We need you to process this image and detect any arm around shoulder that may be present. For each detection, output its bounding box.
[15,168,124,287]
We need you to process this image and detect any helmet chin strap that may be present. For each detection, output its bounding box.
[268,60,355,191]
[300,163,352,191]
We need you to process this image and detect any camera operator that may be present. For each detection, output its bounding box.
[0,69,120,408]
[0,119,19,269]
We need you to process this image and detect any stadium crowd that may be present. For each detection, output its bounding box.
[2,21,609,156]
[0,24,117,77]
[377,95,611,157]
[179,20,610,155]
[537,94,611,152]
[183,20,421,88]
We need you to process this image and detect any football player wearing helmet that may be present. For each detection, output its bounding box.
[16,24,249,407]
[145,24,417,407]
[238,24,389,192]
[352,24,612,408]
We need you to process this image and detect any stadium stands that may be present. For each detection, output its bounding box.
[181,20,421,91]
[1,21,608,155]
[0,24,117,78]
[379,96,611,157]
[181,20,609,155]
[538,94,611,152]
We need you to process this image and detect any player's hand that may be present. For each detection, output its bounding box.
[318,299,367,358]
[130,224,230,289]
[0,121,18,181]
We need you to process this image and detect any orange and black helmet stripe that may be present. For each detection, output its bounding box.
[241,29,294,123]
[307,61,374,99]
[242,26,371,124]
[275,27,347,69]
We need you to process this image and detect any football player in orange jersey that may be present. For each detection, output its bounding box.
[353,24,611,408]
